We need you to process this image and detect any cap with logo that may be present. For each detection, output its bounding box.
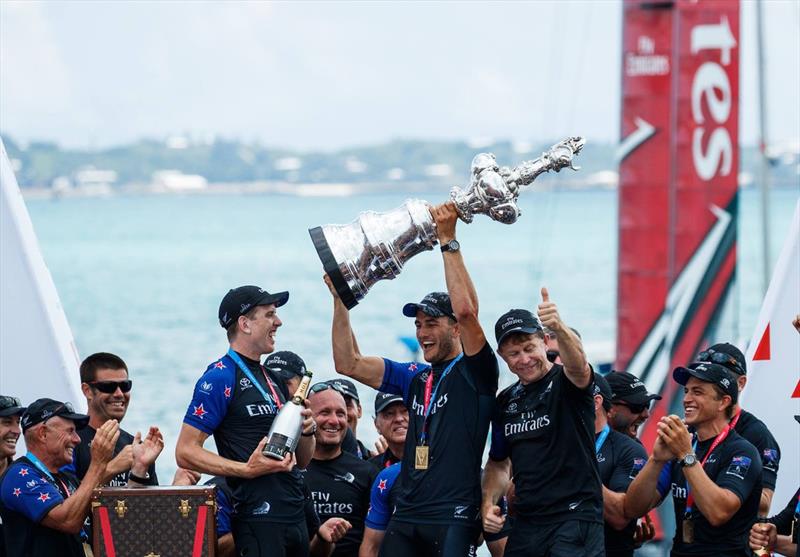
[672,362,738,404]
[0,395,26,417]
[327,378,360,403]
[374,391,404,415]
[402,292,455,321]
[606,370,662,406]
[264,351,306,381]
[20,398,89,432]
[494,309,544,347]
[218,285,289,329]
[697,342,747,376]
[592,373,613,411]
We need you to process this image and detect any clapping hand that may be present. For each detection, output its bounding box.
[657,415,693,460]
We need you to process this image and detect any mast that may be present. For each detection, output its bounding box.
[755,0,771,295]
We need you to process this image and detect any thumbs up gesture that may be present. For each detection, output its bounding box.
[537,287,564,334]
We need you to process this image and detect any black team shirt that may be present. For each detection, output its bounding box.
[596,428,648,557]
[66,426,159,486]
[183,352,305,522]
[302,451,378,557]
[655,429,762,556]
[734,409,781,491]
[379,342,499,525]
[489,363,602,524]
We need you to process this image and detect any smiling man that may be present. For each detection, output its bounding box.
[66,352,162,487]
[624,362,763,556]
[302,384,376,557]
[606,371,662,439]
[368,392,408,469]
[325,202,499,556]
[176,285,317,557]
[0,399,118,557]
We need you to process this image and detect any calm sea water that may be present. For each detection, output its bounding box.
[24,187,798,483]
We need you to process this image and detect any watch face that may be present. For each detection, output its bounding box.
[683,454,697,466]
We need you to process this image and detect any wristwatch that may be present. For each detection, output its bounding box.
[302,422,317,437]
[441,239,460,253]
[681,453,698,467]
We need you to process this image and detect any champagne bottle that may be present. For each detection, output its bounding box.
[263,371,313,460]
[752,517,771,556]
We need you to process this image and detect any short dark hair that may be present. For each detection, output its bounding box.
[80,352,128,383]
[710,384,735,419]
[226,305,260,342]
[499,330,545,349]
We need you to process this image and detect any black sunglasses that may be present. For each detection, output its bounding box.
[310,382,345,396]
[89,380,133,394]
[0,396,22,411]
[697,349,744,375]
[613,400,650,414]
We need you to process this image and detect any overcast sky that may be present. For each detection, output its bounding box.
[1,1,798,151]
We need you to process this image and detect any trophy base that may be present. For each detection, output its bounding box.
[309,226,360,310]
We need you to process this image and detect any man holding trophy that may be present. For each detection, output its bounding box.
[323,201,499,556]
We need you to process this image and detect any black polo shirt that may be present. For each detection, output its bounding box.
[66,426,158,486]
[734,409,780,491]
[302,451,378,557]
[489,364,602,524]
[655,429,762,556]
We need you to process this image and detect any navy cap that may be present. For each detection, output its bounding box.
[218,285,289,329]
[21,398,88,432]
[0,395,25,417]
[402,292,455,321]
[673,362,738,404]
[374,392,404,414]
[593,373,613,411]
[264,351,306,380]
[606,370,662,406]
[698,343,747,376]
[494,309,544,347]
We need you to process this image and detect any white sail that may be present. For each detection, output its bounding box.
[0,137,84,411]
[740,198,800,509]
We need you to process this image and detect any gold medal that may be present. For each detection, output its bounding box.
[415,445,429,470]
[682,519,694,544]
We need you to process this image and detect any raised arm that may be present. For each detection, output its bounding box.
[430,202,486,356]
[624,432,672,519]
[324,275,385,388]
[537,287,590,388]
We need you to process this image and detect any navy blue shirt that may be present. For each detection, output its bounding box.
[655,430,762,556]
[489,364,602,524]
[183,352,304,522]
[0,456,83,557]
[379,342,498,525]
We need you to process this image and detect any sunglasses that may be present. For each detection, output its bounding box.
[310,382,346,395]
[0,396,22,411]
[613,401,650,414]
[696,349,744,375]
[89,380,133,394]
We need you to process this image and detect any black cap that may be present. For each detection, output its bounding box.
[698,343,747,376]
[20,398,89,432]
[326,378,360,403]
[264,351,306,380]
[0,395,26,417]
[672,362,738,404]
[593,373,613,411]
[375,392,404,414]
[218,285,289,329]
[606,370,662,406]
[402,292,455,321]
[494,309,544,347]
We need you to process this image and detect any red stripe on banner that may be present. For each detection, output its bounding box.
[97,507,116,557]
[192,504,208,557]
[792,379,800,398]
[752,323,771,360]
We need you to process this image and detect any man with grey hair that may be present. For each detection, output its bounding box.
[0,398,118,557]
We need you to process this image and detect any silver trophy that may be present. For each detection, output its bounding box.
[309,137,585,309]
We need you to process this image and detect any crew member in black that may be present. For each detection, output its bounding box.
[0,399,118,557]
[592,374,649,557]
[303,384,377,557]
[482,301,603,557]
[327,378,373,460]
[325,202,499,556]
[0,395,25,551]
[606,370,662,439]
[695,342,781,515]
[625,361,763,556]
[265,350,308,397]
[176,285,317,557]
[66,352,162,487]
[369,392,407,469]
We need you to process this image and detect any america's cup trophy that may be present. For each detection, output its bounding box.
[309,136,585,309]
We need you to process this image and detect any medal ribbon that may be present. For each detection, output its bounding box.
[25,452,72,497]
[419,353,463,444]
[684,410,741,517]
[595,424,610,455]
[227,349,282,412]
